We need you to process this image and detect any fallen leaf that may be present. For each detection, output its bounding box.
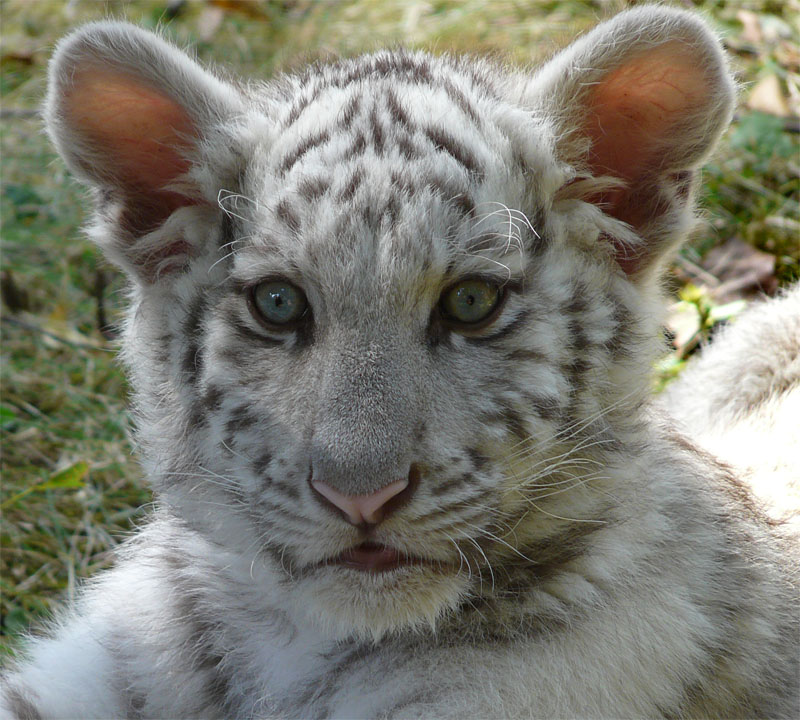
[198,6,225,42]
[737,10,762,45]
[209,0,269,18]
[748,75,790,117]
[701,238,777,302]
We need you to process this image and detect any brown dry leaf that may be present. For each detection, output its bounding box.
[0,34,39,65]
[737,10,763,45]
[209,0,269,19]
[701,238,777,303]
[198,6,225,42]
[748,74,791,117]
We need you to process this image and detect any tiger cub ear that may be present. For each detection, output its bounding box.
[529,7,735,278]
[45,22,245,282]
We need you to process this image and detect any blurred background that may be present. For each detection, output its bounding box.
[1,0,798,657]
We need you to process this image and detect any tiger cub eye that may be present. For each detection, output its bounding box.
[441,279,501,325]
[250,280,308,327]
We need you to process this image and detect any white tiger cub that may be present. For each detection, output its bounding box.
[2,6,798,718]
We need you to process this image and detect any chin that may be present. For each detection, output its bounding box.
[297,563,469,642]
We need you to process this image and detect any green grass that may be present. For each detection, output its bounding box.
[1,0,798,656]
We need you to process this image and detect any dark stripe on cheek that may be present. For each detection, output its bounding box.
[502,408,529,442]
[464,310,531,346]
[431,473,472,497]
[229,319,286,348]
[521,392,562,421]
[466,447,489,471]
[224,404,260,438]
[507,347,548,363]
[201,383,225,412]
[181,295,208,385]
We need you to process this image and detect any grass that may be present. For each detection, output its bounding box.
[1,0,798,657]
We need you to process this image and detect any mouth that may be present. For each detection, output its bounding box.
[326,542,423,573]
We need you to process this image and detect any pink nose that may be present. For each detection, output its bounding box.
[311,478,409,526]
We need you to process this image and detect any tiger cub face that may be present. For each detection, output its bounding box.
[45,8,733,637]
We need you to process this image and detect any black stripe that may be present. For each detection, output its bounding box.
[181,294,208,385]
[369,52,432,84]
[283,86,321,129]
[254,495,309,525]
[275,198,301,235]
[395,132,419,160]
[168,581,233,712]
[430,473,472,497]
[466,447,489,471]
[338,166,364,202]
[508,347,548,364]
[605,294,636,360]
[384,87,414,130]
[443,78,481,125]
[521,391,562,421]
[390,170,416,197]
[224,404,260,437]
[349,130,367,157]
[338,92,362,128]
[424,126,482,176]
[418,489,494,524]
[425,174,475,216]
[272,478,300,501]
[502,407,528,441]
[201,383,225,412]
[465,310,531,345]
[228,319,286,348]
[296,175,331,202]
[253,450,273,469]
[369,103,384,155]
[281,129,331,175]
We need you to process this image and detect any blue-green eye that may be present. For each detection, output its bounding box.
[441,279,501,325]
[250,280,308,327]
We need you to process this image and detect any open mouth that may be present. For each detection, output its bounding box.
[328,543,418,573]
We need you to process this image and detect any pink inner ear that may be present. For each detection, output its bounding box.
[63,66,198,229]
[585,42,707,225]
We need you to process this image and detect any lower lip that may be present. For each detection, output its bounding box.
[332,544,412,572]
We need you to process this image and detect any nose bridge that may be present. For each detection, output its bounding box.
[311,333,417,496]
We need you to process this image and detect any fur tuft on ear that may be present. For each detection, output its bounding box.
[527,7,735,279]
[45,22,246,282]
